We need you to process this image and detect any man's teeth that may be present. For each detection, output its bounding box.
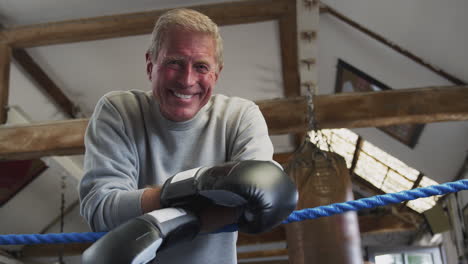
[174,92,193,99]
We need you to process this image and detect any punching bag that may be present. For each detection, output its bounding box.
[285,139,362,264]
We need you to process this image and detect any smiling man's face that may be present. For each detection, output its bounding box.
[146,27,221,122]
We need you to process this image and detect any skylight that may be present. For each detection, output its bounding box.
[309,129,440,213]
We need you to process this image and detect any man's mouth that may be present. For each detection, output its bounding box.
[173,91,194,100]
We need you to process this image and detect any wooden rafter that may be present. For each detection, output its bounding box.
[0,43,11,124]
[0,118,87,160]
[0,97,307,160]
[314,85,468,129]
[0,0,291,48]
[2,86,467,160]
[12,49,77,118]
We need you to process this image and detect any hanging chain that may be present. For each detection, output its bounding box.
[304,82,334,156]
[305,83,317,133]
[58,174,66,264]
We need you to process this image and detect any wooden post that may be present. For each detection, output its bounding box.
[0,43,11,124]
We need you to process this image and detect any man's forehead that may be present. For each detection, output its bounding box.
[161,54,214,63]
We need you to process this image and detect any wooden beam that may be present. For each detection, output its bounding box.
[12,49,77,118]
[2,85,467,159]
[259,97,308,134]
[279,1,300,98]
[0,43,11,124]
[314,85,468,128]
[0,97,307,160]
[278,0,305,149]
[1,0,290,48]
[2,85,467,160]
[0,119,87,160]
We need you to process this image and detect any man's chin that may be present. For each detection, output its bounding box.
[164,109,198,122]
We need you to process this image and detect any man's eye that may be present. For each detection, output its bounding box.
[195,64,209,73]
[166,60,183,68]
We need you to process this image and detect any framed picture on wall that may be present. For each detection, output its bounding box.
[334,59,424,148]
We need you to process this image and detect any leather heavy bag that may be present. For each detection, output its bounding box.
[285,140,362,264]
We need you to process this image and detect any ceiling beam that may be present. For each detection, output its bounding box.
[0,118,87,160]
[12,49,77,118]
[1,85,467,160]
[0,0,291,48]
[314,85,468,129]
[259,97,308,134]
[0,86,468,159]
[0,97,307,160]
[0,43,11,124]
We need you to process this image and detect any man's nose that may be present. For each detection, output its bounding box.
[178,66,197,88]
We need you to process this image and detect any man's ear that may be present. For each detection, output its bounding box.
[214,65,223,82]
[145,52,153,81]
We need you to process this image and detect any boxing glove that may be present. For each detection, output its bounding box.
[160,160,298,234]
[82,208,200,264]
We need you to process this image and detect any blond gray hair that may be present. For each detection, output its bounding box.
[148,8,223,72]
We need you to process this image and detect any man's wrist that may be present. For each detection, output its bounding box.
[141,186,162,213]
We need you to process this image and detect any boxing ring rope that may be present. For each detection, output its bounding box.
[1,179,467,245]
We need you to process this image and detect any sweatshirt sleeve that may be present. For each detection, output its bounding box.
[230,104,274,161]
[79,96,145,232]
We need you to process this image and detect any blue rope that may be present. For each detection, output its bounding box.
[284,178,468,224]
[0,232,106,245]
[1,179,467,245]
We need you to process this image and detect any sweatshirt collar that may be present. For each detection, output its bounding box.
[150,91,211,131]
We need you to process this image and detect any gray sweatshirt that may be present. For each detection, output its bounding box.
[79,90,274,264]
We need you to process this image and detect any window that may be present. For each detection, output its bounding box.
[309,129,440,213]
[372,247,443,264]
